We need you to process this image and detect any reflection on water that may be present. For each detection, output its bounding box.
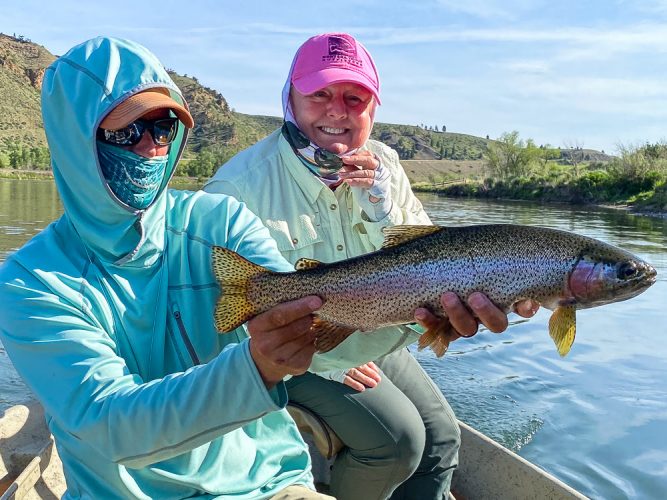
[0,180,63,409]
[0,179,62,261]
[0,182,666,498]
[414,194,667,499]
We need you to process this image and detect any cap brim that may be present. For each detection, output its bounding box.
[292,69,381,105]
[100,89,194,130]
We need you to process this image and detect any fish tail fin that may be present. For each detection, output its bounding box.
[212,245,270,333]
[548,305,577,356]
[418,320,451,358]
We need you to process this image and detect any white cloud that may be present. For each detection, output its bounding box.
[360,23,667,49]
[434,0,543,21]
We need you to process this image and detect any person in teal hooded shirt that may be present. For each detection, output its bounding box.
[0,36,370,499]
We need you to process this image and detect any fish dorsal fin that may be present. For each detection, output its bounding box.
[311,317,357,353]
[548,305,577,356]
[295,258,323,270]
[381,225,443,249]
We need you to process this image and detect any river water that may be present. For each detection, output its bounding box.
[1,179,666,498]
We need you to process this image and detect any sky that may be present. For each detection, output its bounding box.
[3,0,667,154]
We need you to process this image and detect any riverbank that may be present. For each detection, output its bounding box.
[0,168,204,187]
[410,176,667,218]
[2,168,666,218]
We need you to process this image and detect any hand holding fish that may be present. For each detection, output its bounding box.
[415,292,541,353]
[247,296,323,389]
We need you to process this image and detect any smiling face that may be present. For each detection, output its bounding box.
[290,82,376,155]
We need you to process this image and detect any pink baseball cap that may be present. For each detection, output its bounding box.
[290,33,381,104]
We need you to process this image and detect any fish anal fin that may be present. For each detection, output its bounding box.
[381,225,443,249]
[212,245,269,333]
[418,320,451,358]
[295,257,323,270]
[311,318,356,353]
[548,305,577,357]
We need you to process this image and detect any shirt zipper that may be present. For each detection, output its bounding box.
[173,310,201,366]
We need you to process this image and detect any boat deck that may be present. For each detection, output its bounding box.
[1,401,588,499]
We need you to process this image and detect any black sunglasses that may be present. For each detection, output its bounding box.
[97,118,179,147]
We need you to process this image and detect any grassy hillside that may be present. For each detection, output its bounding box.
[401,159,486,184]
[0,33,500,170]
[0,34,54,152]
[371,123,489,161]
[0,33,615,177]
[168,73,281,157]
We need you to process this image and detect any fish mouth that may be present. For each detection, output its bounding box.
[606,263,657,304]
[634,263,657,287]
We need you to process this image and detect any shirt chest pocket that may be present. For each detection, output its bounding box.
[264,213,323,258]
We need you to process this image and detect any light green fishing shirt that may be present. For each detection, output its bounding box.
[204,130,432,369]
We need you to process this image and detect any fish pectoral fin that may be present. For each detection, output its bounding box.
[295,257,323,270]
[418,320,451,358]
[548,305,577,357]
[381,225,443,249]
[311,318,357,353]
[212,245,270,333]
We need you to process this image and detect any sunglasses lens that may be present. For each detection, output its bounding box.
[152,119,178,146]
[100,122,143,146]
[99,118,178,147]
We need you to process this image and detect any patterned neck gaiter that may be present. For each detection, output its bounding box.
[97,141,168,210]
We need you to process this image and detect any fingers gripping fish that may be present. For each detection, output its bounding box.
[212,224,657,357]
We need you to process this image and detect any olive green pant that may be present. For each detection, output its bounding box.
[286,348,460,500]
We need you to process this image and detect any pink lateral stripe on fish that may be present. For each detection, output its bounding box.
[212,224,657,357]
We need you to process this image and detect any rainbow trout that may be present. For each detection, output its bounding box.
[212,224,656,357]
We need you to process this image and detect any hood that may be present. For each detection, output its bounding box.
[41,37,189,266]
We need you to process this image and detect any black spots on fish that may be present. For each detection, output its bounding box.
[381,225,444,249]
[295,258,323,270]
[209,224,654,360]
[212,246,269,333]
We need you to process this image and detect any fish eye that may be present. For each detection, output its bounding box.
[617,262,638,280]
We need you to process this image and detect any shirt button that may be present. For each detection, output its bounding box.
[292,238,298,244]
[330,204,337,210]
[337,244,344,251]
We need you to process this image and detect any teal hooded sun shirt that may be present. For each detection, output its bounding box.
[0,37,315,499]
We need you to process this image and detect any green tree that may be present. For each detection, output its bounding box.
[395,137,415,159]
[9,145,22,169]
[535,143,561,170]
[485,131,536,179]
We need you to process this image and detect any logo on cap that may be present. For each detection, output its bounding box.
[323,35,363,68]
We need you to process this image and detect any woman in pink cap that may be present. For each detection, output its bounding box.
[205,33,538,499]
